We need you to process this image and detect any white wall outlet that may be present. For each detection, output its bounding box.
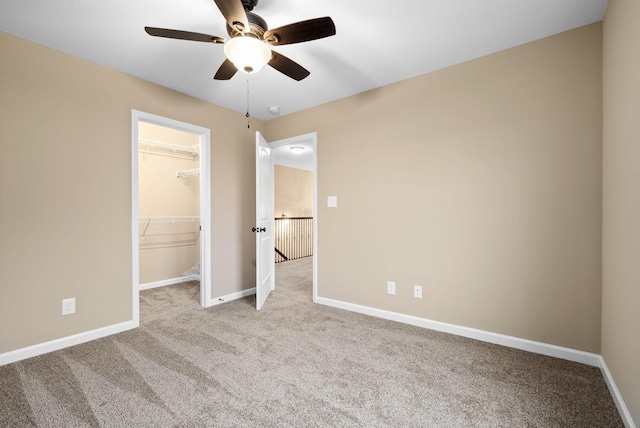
[387,281,396,295]
[413,285,423,299]
[62,298,76,315]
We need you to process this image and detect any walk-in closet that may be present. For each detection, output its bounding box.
[138,122,201,294]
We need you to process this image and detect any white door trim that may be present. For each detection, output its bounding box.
[270,132,318,302]
[131,110,213,327]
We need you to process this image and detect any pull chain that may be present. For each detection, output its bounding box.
[246,77,251,129]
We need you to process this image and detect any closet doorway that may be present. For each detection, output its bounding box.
[131,110,212,327]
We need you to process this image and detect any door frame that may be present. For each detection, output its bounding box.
[131,110,213,327]
[269,132,318,302]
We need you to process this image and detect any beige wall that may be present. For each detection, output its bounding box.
[274,165,313,217]
[0,15,636,421]
[138,123,200,284]
[602,0,640,424]
[0,31,260,353]
[265,24,603,353]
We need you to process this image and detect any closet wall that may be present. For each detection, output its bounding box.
[138,122,200,285]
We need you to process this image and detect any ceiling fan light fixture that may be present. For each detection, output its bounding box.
[224,36,272,74]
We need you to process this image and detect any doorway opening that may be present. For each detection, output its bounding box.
[131,111,212,327]
[270,133,317,302]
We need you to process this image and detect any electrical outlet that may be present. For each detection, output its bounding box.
[387,281,396,295]
[413,285,422,299]
[62,298,76,315]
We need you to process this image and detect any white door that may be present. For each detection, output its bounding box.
[255,132,275,310]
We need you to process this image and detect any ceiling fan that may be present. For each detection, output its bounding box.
[145,0,336,81]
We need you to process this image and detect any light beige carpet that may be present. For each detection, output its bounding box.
[0,257,623,427]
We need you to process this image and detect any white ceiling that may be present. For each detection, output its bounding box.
[272,137,314,171]
[0,0,608,121]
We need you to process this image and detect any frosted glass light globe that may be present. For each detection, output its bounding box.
[224,36,272,74]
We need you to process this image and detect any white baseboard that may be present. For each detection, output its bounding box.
[139,275,198,291]
[316,296,601,366]
[316,296,636,427]
[0,286,255,366]
[0,321,135,367]
[206,287,256,307]
[598,357,637,428]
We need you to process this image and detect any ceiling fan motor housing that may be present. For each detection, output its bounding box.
[228,11,268,39]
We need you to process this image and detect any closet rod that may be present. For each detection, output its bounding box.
[139,216,200,239]
[138,138,199,156]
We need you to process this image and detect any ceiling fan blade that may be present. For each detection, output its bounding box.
[264,17,336,46]
[214,58,238,80]
[213,0,250,33]
[145,27,225,44]
[268,51,310,81]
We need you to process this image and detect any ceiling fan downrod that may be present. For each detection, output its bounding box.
[241,0,258,12]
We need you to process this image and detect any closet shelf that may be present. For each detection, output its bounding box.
[176,168,200,178]
[139,138,200,157]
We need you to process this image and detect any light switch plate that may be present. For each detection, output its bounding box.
[327,196,338,208]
